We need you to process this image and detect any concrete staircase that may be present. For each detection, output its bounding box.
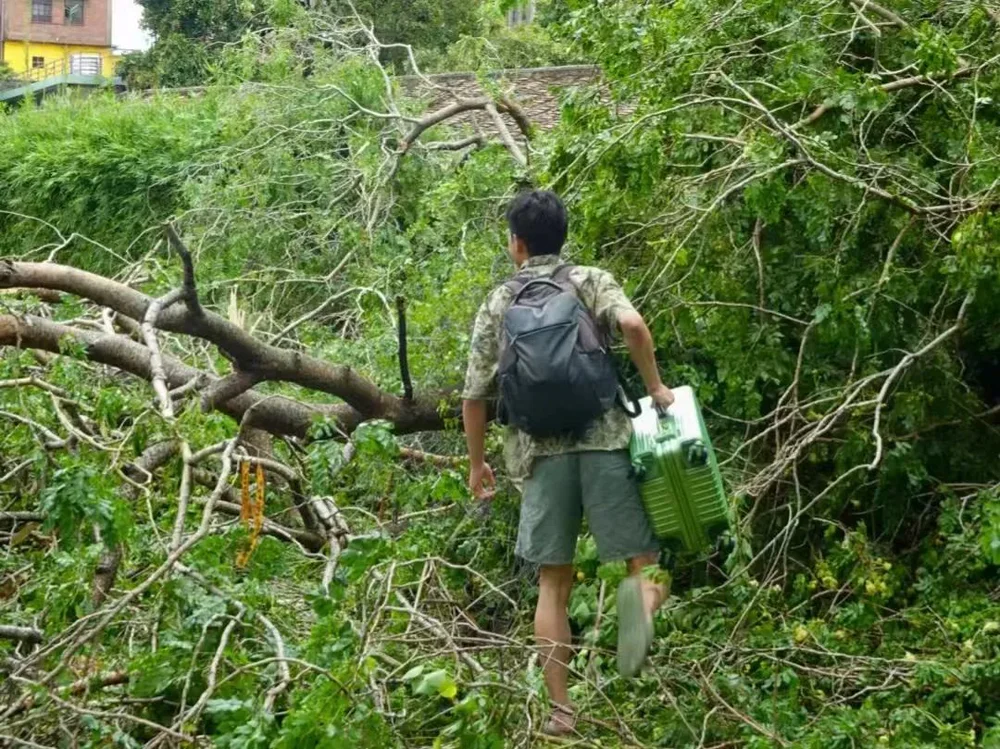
[0,57,123,105]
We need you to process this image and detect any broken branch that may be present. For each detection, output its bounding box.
[396,296,413,401]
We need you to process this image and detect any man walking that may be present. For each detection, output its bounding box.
[462,190,675,736]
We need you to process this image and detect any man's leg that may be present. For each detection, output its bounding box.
[626,552,669,617]
[578,450,665,676]
[536,564,575,708]
[514,454,582,731]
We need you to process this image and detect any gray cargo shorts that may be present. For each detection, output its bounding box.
[515,450,660,566]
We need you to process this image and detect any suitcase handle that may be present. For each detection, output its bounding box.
[655,406,680,442]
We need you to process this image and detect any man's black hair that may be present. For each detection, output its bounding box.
[506,190,568,257]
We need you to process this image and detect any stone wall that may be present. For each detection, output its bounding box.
[399,64,604,135]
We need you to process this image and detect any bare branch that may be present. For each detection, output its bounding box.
[854,0,910,29]
[0,626,42,645]
[94,440,181,605]
[0,262,452,433]
[421,135,486,151]
[164,223,203,317]
[396,296,413,401]
[0,511,44,524]
[868,293,974,470]
[484,101,528,168]
[399,447,464,468]
[142,288,185,419]
[0,314,354,438]
[200,370,264,413]
[397,97,530,157]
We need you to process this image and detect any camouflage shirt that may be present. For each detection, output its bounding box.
[462,254,637,483]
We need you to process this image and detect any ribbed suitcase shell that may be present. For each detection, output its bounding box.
[629,386,730,553]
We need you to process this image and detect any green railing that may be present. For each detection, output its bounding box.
[0,55,104,92]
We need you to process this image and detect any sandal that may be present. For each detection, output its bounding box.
[617,576,653,677]
[542,704,576,736]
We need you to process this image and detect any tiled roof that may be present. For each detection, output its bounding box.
[398,65,606,134]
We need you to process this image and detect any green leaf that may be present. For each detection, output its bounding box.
[414,669,458,700]
[402,664,425,682]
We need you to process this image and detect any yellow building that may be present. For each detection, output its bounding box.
[1,0,116,79]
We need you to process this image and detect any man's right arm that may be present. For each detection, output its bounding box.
[462,296,500,498]
[463,398,495,499]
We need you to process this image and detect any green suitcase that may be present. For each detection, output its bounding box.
[629,386,731,555]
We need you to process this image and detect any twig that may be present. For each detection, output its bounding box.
[267,250,357,345]
[421,135,486,151]
[0,439,239,720]
[795,66,978,128]
[394,590,485,676]
[854,0,910,29]
[164,223,203,317]
[46,690,195,743]
[0,377,71,400]
[0,410,66,449]
[0,459,31,484]
[399,447,463,467]
[260,613,292,712]
[0,733,55,748]
[698,669,789,747]
[311,496,351,594]
[752,218,765,319]
[868,292,974,470]
[0,511,44,523]
[396,296,413,401]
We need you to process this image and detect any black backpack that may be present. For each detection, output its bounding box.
[497,265,630,439]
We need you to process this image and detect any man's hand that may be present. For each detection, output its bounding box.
[649,383,675,411]
[469,461,497,500]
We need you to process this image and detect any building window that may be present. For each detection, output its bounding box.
[31,0,52,23]
[507,2,535,27]
[65,0,85,25]
[69,54,101,75]
[32,56,46,70]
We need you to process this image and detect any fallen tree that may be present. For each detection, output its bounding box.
[2,3,1000,747]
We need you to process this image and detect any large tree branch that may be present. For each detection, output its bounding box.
[398,97,531,155]
[0,261,450,434]
[0,314,452,439]
[0,626,42,645]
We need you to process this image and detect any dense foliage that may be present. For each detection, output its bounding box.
[2,1,1000,747]
[118,0,571,88]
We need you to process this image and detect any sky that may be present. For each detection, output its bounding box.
[112,0,153,52]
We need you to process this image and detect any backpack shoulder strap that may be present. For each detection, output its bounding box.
[552,264,576,284]
[552,264,585,301]
[503,267,540,295]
